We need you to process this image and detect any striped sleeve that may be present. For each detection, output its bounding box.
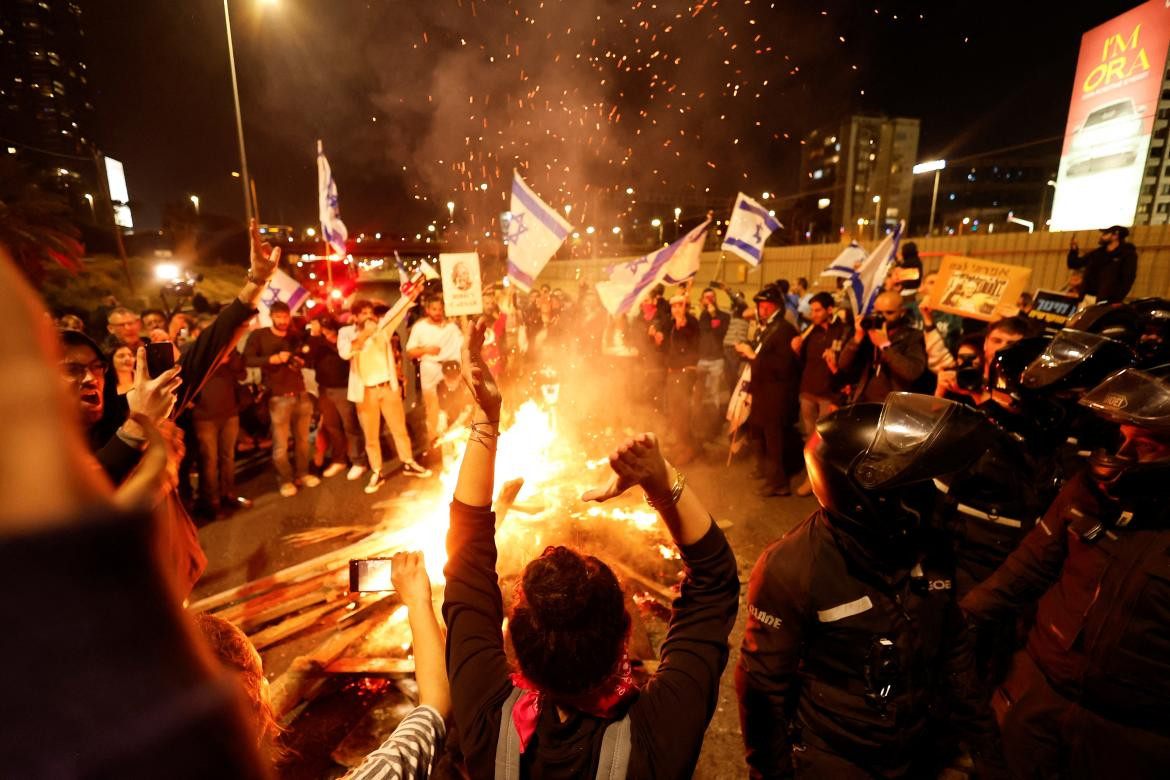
[343,704,446,780]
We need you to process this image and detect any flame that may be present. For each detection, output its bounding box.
[364,399,676,584]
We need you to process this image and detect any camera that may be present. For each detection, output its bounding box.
[955,352,985,393]
[860,314,885,331]
[863,636,900,711]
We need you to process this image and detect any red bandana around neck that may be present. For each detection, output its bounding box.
[508,647,638,753]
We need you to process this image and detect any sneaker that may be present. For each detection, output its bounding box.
[346,465,367,481]
[402,460,432,478]
[300,474,321,488]
[323,463,346,479]
[364,472,385,494]
[279,482,298,498]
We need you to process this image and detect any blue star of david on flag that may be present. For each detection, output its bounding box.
[722,192,781,267]
[505,171,572,292]
[505,211,529,246]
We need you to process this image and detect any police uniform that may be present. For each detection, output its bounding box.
[736,394,1003,778]
[962,364,1170,778]
[962,472,1170,777]
[737,513,993,778]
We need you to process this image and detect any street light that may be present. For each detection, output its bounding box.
[912,159,946,236]
[222,0,277,224]
[650,217,663,243]
[872,195,882,240]
[189,194,200,214]
[83,193,95,220]
[446,200,455,218]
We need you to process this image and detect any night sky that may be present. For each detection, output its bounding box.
[82,0,1141,233]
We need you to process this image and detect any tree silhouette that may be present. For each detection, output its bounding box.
[0,157,84,282]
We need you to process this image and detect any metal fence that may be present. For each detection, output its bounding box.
[536,226,1170,300]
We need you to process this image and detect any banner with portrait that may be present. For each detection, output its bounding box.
[933,255,1032,322]
[439,252,484,316]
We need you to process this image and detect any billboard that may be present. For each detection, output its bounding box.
[103,156,134,229]
[1049,1,1170,231]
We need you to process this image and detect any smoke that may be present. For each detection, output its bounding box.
[246,0,864,231]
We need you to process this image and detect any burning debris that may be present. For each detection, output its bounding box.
[190,396,693,769]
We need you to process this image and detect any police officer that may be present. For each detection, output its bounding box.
[962,365,1170,778]
[737,393,1002,778]
[735,283,800,496]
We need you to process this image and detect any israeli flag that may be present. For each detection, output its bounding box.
[846,221,904,316]
[317,139,348,259]
[505,171,571,291]
[595,217,711,316]
[721,192,781,266]
[257,269,309,326]
[821,241,868,279]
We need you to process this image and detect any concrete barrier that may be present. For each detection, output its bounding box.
[536,225,1170,300]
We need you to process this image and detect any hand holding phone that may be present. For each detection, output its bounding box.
[146,341,176,379]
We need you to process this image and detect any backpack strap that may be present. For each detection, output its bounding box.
[494,687,525,780]
[594,713,632,780]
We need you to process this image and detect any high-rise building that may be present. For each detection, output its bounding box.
[798,115,920,241]
[1,0,97,197]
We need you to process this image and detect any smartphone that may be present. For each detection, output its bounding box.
[349,558,394,592]
[146,341,176,378]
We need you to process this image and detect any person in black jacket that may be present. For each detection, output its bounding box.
[1067,225,1138,302]
[836,290,927,403]
[737,394,1003,778]
[443,317,739,780]
[962,365,1170,778]
[735,283,800,497]
[56,220,283,597]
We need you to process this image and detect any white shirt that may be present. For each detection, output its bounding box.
[406,318,462,390]
[338,321,399,403]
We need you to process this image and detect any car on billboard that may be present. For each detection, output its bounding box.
[1066,98,1145,177]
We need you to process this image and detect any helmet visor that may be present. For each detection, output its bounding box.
[853,393,991,489]
[1079,366,1170,430]
[1022,330,1114,389]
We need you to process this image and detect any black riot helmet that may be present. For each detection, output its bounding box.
[1078,364,1170,510]
[1129,298,1170,367]
[1020,329,1137,395]
[1066,301,1142,345]
[806,394,1001,552]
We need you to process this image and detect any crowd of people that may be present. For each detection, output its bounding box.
[6,220,1170,779]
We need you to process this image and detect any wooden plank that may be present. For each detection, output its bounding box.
[269,599,399,719]
[189,531,394,613]
[237,589,338,633]
[324,657,416,676]
[212,574,336,623]
[250,602,342,651]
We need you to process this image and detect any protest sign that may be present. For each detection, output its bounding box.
[1026,289,1081,327]
[438,252,483,316]
[933,255,1032,321]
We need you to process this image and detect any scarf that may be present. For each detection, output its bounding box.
[508,648,638,753]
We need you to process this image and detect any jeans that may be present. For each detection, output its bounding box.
[269,393,313,484]
[322,387,365,467]
[799,393,836,440]
[422,385,441,443]
[193,415,239,509]
[665,369,697,450]
[357,383,414,474]
[696,357,725,440]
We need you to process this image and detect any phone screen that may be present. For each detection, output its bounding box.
[349,558,394,592]
[146,341,176,378]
